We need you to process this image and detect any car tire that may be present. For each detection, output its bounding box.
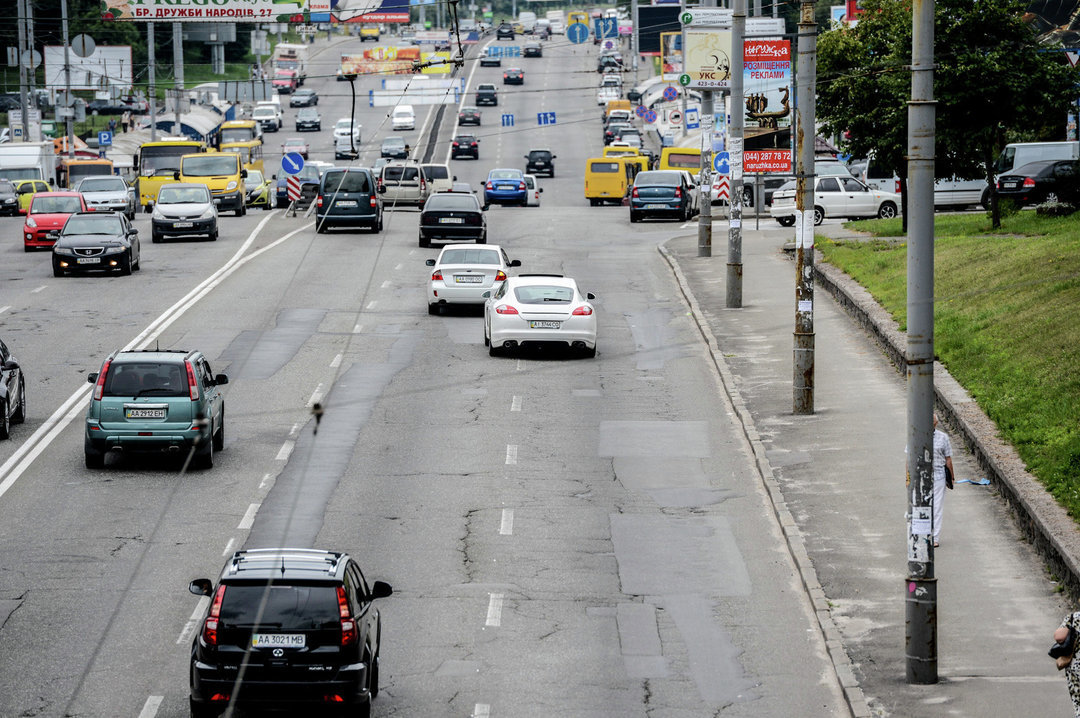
[370,652,380,699]
[583,345,597,358]
[152,232,162,243]
[428,303,441,315]
[209,229,218,241]
[84,449,104,469]
[133,251,141,271]
[419,233,430,248]
[629,211,639,223]
[0,399,8,440]
[813,206,825,226]
[120,253,132,276]
[196,436,213,469]
[376,214,384,232]
[877,202,898,219]
[11,379,25,424]
[477,233,487,244]
[316,221,327,234]
[52,261,64,277]
[189,697,221,718]
[488,342,502,357]
[213,408,225,452]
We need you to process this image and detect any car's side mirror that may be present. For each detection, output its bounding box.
[587,292,596,300]
[523,155,529,160]
[173,171,180,181]
[241,169,247,178]
[538,188,543,193]
[551,155,557,159]
[426,258,436,266]
[453,175,457,181]
[3,359,19,371]
[188,578,213,597]
[509,259,521,267]
[272,174,277,180]
[128,228,138,235]
[87,372,98,384]
[370,580,393,599]
[378,186,386,194]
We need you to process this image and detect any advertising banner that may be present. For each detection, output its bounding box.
[103,0,384,23]
[348,0,410,23]
[660,31,682,81]
[44,45,133,91]
[420,51,451,74]
[743,38,792,173]
[679,28,733,90]
[341,45,420,76]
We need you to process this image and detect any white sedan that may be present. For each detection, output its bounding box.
[484,274,597,357]
[524,174,542,206]
[770,175,900,226]
[426,243,521,315]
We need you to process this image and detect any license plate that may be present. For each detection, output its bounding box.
[440,217,464,224]
[76,257,100,264]
[335,200,357,207]
[174,221,193,228]
[644,204,668,210]
[126,408,165,419]
[535,162,546,166]
[455,274,483,283]
[530,320,561,329]
[1003,181,1018,189]
[252,633,307,649]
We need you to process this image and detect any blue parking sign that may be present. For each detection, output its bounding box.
[98,130,113,147]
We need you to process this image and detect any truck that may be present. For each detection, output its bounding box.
[545,9,565,33]
[0,140,57,188]
[272,43,309,86]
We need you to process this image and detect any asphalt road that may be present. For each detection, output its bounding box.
[0,31,851,718]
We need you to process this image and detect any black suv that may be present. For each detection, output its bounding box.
[475,83,498,106]
[188,549,392,718]
[0,338,27,440]
[524,148,556,178]
[451,134,480,160]
[496,22,515,39]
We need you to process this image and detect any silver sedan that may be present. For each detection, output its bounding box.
[425,244,521,315]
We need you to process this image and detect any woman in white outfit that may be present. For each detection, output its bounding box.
[931,414,954,547]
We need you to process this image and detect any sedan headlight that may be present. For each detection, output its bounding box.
[103,245,125,255]
[226,181,237,191]
[199,207,216,220]
[52,245,75,255]
[25,216,36,228]
[152,207,165,220]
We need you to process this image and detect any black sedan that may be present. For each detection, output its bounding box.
[496,22,515,40]
[0,336,26,440]
[381,136,409,159]
[289,88,318,107]
[523,42,543,58]
[458,107,482,126]
[997,159,1080,206]
[629,170,696,223]
[295,107,321,132]
[51,211,141,276]
[0,179,18,216]
[419,191,488,247]
[451,134,480,160]
[503,68,524,85]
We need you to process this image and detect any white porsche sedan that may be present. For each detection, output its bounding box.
[426,244,521,315]
[483,274,597,358]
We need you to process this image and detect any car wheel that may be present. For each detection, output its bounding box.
[316,221,327,234]
[189,697,221,718]
[84,449,104,469]
[376,213,383,232]
[119,253,132,276]
[237,203,246,217]
[629,211,639,223]
[1044,191,1061,204]
[875,201,898,219]
[52,261,64,277]
[477,233,487,244]
[0,399,8,440]
[209,229,218,241]
[370,652,380,699]
[213,408,224,451]
[195,435,214,469]
[488,342,502,357]
[11,378,25,424]
[419,233,430,248]
[777,216,795,227]
[152,232,162,243]
[583,345,597,358]
[813,206,825,226]
[133,251,141,271]
[428,303,441,315]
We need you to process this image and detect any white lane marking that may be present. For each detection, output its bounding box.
[30,285,46,294]
[0,306,10,315]
[289,423,301,437]
[330,353,343,368]
[276,440,295,461]
[307,383,324,407]
[176,596,210,645]
[352,323,363,334]
[365,300,377,310]
[510,395,522,412]
[137,695,163,718]
[238,503,260,530]
[485,593,504,627]
[499,509,514,535]
[380,280,391,289]
[259,472,272,490]
[0,389,90,503]
[394,263,403,271]
[472,705,491,718]
[516,359,526,371]
[222,537,236,557]
[505,445,517,465]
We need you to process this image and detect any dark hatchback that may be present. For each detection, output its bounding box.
[629,170,695,222]
[451,134,480,159]
[458,106,482,125]
[289,88,318,107]
[503,67,524,85]
[524,149,556,177]
[188,548,392,718]
[0,179,18,216]
[419,191,488,247]
[997,159,1080,206]
[496,22,515,39]
[52,211,141,277]
[295,107,321,131]
[316,168,383,233]
[381,136,409,159]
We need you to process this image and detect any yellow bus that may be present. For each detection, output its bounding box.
[219,119,262,145]
[134,139,208,208]
[567,10,588,27]
[220,140,265,176]
[659,146,702,172]
[58,158,114,189]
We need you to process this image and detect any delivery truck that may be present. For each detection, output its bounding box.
[0,140,57,188]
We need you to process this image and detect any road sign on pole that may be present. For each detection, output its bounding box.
[281,152,305,175]
[501,114,515,127]
[668,109,682,126]
[566,22,590,44]
[685,107,700,130]
[98,130,113,147]
[714,151,730,174]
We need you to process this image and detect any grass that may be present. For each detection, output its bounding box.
[817,212,1080,519]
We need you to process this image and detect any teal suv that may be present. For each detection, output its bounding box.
[84,349,228,469]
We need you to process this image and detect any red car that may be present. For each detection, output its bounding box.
[23,191,87,251]
[273,69,298,94]
[281,137,310,159]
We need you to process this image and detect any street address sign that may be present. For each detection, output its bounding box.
[680,9,733,26]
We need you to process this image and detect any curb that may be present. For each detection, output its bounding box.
[658,242,873,718]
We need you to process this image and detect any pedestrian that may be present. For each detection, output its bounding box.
[121,110,131,133]
[1054,611,1080,716]
[107,117,116,135]
[931,413,954,547]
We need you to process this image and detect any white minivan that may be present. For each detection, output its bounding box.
[995,141,1079,174]
[391,105,416,131]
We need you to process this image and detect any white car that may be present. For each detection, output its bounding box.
[391,105,416,131]
[597,86,620,106]
[770,175,900,226]
[333,118,362,144]
[483,274,597,357]
[524,174,542,206]
[426,243,521,314]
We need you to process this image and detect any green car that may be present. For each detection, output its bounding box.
[84,349,228,469]
[245,169,275,210]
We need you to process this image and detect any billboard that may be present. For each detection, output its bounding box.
[44,45,133,91]
[341,45,421,76]
[743,38,792,173]
[346,0,410,23]
[637,5,681,55]
[681,28,733,89]
[660,31,681,81]
[102,0,384,23]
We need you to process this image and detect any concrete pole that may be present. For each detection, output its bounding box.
[792,0,815,414]
[17,0,29,142]
[61,0,73,158]
[631,0,640,79]
[698,91,713,257]
[148,22,158,142]
[27,0,36,108]
[173,22,183,136]
[726,0,745,308]
[905,0,938,685]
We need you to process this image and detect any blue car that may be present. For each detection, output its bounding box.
[484,168,527,206]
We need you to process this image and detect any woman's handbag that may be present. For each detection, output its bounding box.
[1050,626,1077,670]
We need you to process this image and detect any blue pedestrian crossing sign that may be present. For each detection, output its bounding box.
[714,151,730,175]
[567,22,589,44]
[282,152,305,175]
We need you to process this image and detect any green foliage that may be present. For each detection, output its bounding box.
[819,216,1080,521]
[1036,201,1078,218]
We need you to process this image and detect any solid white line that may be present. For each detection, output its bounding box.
[444,38,495,165]
[505,445,517,465]
[485,593,504,627]
[0,389,90,503]
[499,508,514,535]
[176,596,210,645]
[307,383,324,408]
[510,395,522,412]
[238,503,260,530]
[137,695,163,718]
[0,306,10,315]
[222,537,236,557]
[472,705,491,718]
[30,285,46,294]
[276,440,295,461]
[259,472,272,490]
[330,353,343,368]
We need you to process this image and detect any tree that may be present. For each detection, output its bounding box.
[817,0,1080,228]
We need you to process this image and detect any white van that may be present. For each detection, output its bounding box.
[391,105,416,131]
[517,11,537,32]
[859,156,988,209]
[995,141,1079,174]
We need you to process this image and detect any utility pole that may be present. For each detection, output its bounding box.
[61,0,74,158]
[17,0,29,142]
[630,0,639,81]
[698,91,713,257]
[148,22,157,141]
[905,0,938,686]
[27,0,36,108]
[792,0,815,414]
[726,0,745,307]
[173,22,184,136]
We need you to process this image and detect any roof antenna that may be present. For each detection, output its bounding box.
[280,556,286,576]
[155,338,160,351]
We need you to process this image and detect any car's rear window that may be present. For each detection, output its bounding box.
[636,171,682,186]
[427,193,479,211]
[103,362,189,398]
[323,171,371,194]
[219,585,340,630]
[31,196,82,214]
[514,285,573,304]
[665,152,700,169]
[383,166,418,182]
[423,165,450,180]
[590,162,620,173]
[441,248,500,265]
[489,170,520,180]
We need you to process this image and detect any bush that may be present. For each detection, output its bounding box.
[1036,200,1078,217]
[990,197,1022,219]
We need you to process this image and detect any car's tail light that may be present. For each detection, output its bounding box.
[452,141,459,147]
[420,213,431,225]
[337,586,357,646]
[631,188,639,198]
[369,196,377,208]
[185,360,200,401]
[495,270,507,282]
[202,584,226,646]
[674,187,682,198]
[465,214,482,225]
[471,142,477,147]
[503,73,508,79]
[93,359,111,400]
[518,182,525,190]
[316,195,323,207]
[495,304,519,315]
[1023,177,1036,188]
[432,270,443,281]
[894,179,901,193]
[572,305,593,316]
[420,176,426,192]
[486,181,494,190]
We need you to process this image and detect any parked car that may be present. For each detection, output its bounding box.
[23,191,88,250]
[0,179,18,216]
[426,243,521,314]
[475,83,498,106]
[281,137,310,159]
[295,106,321,132]
[503,67,525,85]
[187,549,391,717]
[51,211,141,277]
[288,88,318,107]
[770,175,900,226]
[0,337,27,440]
[451,134,480,160]
[483,168,528,206]
[150,183,218,242]
[378,160,429,206]
[75,176,136,219]
[524,148,556,177]
[418,191,488,247]
[316,167,383,233]
[483,274,597,357]
[458,106,482,125]
[629,170,697,222]
[996,159,1080,206]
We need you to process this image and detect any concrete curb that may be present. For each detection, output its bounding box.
[658,242,873,718]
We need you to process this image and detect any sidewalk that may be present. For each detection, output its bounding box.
[660,223,1075,717]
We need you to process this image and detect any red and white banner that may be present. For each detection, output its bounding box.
[712,176,730,202]
[287,175,301,201]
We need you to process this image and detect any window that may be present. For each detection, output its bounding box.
[840,178,866,192]
[441,248,499,265]
[182,156,239,177]
[591,162,620,173]
[323,171,371,194]
[63,215,122,235]
[103,362,189,397]
[423,165,450,180]
[219,585,340,630]
[514,285,573,304]
[818,177,841,193]
[31,196,83,214]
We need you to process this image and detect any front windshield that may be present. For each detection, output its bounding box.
[63,215,122,235]
[77,177,127,193]
[140,146,195,177]
[31,196,83,214]
[158,186,210,204]
[0,180,14,193]
[182,155,239,177]
[246,170,264,186]
[221,128,255,143]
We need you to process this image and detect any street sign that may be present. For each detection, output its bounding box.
[566,22,589,44]
[71,34,97,59]
[685,107,700,130]
[98,130,113,147]
[599,17,618,38]
[662,85,678,102]
[501,114,515,127]
[714,151,730,175]
[537,111,556,125]
[713,175,730,202]
[668,109,682,126]
[680,9,733,26]
[644,109,658,124]
[635,104,647,118]
[286,175,301,202]
[281,152,305,175]
[604,40,614,50]
[20,49,41,69]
